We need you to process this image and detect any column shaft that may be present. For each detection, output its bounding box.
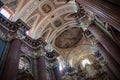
[88,23,120,65]
[53,67,62,80]
[2,39,22,80]
[37,56,47,80]
[96,43,120,79]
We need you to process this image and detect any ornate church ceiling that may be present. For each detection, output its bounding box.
[1,0,94,66]
[55,27,83,49]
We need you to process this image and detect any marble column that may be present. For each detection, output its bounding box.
[52,61,62,80]
[53,67,62,80]
[37,56,47,80]
[33,58,38,80]
[76,0,120,32]
[2,39,22,80]
[96,42,120,80]
[88,23,120,65]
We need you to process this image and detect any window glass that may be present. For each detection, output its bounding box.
[0,8,10,19]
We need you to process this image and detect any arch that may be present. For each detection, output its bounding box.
[41,27,52,42]
[26,13,40,28]
[64,12,76,21]
[49,24,81,46]
[47,21,78,43]
[14,0,25,13]
[42,30,49,40]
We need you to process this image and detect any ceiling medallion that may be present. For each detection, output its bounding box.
[53,19,62,27]
[39,0,55,15]
[52,18,63,28]
[42,4,52,13]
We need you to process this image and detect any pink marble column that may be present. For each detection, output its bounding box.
[37,56,47,80]
[2,39,22,80]
[96,42,120,79]
[53,66,62,80]
[88,23,120,65]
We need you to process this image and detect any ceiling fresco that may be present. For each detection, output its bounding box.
[55,27,83,49]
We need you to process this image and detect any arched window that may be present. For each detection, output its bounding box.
[0,6,13,19]
[18,56,31,71]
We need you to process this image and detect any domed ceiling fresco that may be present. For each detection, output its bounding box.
[55,27,83,49]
